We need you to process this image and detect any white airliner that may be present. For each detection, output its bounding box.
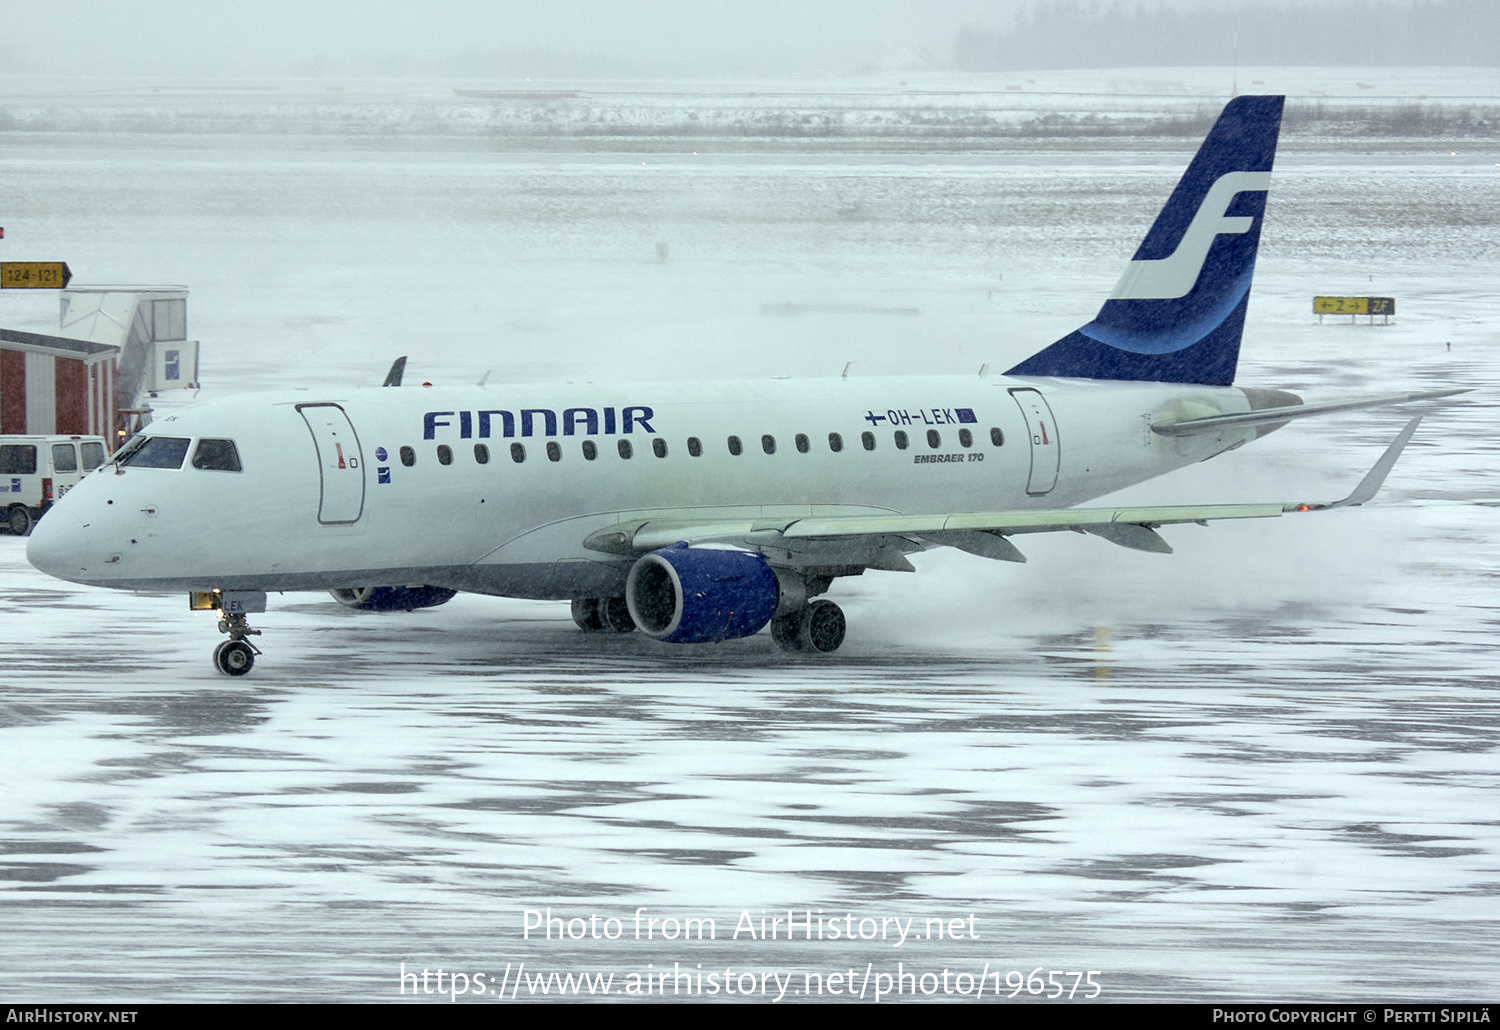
[26,96,1463,675]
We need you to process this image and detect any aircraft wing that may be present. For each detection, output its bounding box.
[586,416,1426,567]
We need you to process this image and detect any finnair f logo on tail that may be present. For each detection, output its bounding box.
[1110,171,1272,301]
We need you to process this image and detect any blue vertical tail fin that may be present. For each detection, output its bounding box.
[1006,95,1285,386]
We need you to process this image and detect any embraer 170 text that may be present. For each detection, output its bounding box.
[26,96,1465,675]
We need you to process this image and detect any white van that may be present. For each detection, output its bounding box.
[1,435,110,536]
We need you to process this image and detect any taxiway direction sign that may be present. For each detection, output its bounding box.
[1,262,72,289]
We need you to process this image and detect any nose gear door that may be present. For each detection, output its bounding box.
[1009,387,1060,496]
[297,404,366,524]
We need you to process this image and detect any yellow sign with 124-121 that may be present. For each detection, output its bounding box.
[1,262,73,289]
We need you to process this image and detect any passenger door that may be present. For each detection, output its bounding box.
[297,404,366,524]
[1009,388,1060,496]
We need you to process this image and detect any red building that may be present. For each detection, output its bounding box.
[0,328,120,445]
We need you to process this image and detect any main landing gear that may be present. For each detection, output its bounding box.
[571,597,635,633]
[770,599,846,654]
[571,594,847,653]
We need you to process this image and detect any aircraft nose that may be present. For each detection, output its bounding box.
[26,510,93,582]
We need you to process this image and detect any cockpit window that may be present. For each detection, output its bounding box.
[116,436,191,469]
[192,439,242,472]
[111,435,148,465]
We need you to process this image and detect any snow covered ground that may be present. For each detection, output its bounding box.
[1,77,1497,1002]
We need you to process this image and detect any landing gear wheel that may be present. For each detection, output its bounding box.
[214,639,256,676]
[770,611,807,652]
[803,600,846,653]
[6,506,33,537]
[571,598,605,631]
[212,610,262,675]
[599,596,636,633]
[771,600,846,653]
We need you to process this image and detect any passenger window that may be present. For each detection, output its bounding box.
[192,439,242,472]
[862,431,875,451]
[80,441,106,471]
[510,443,526,463]
[0,445,37,475]
[546,441,561,462]
[795,433,809,453]
[51,444,78,473]
[927,429,941,448]
[959,428,973,448]
[618,439,633,459]
[894,430,908,450]
[990,427,1004,447]
[474,443,490,464]
[117,436,190,469]
[582,440,597,461]
[761,434,776,455]
[652,438,667,458]
[727,435,743,456]
[828,432,843,453]
[400,446,416,467]
[687,437,702,457]
[437,444,453,465]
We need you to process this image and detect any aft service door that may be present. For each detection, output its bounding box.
[298,404,366,524]
[1009,388,1060,496]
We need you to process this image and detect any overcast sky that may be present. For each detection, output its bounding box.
[3,0,1038,78]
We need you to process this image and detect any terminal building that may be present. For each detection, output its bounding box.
[0,327,119,438]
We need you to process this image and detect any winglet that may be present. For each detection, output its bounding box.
[1289,415,1424,512]
[382,356,407,388]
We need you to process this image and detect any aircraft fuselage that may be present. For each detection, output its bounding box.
[29,374,1258,598]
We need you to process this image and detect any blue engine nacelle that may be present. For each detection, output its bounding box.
[626,544,781,643]
[330,586,458,612]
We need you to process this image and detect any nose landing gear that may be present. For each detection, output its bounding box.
[213,614,262,676]
[191,590,268,676]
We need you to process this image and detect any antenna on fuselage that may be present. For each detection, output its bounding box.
[382,356,407,387]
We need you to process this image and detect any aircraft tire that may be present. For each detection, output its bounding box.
[6,506,33,537]
[770,611,807,652]
[802,600,846,653]
[571,598,605,631]
[599,596,636,633]
[215,640,256,676]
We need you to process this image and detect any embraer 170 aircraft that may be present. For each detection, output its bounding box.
[27,96,1462,675]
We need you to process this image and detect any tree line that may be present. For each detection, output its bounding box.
[954,0,1500,70]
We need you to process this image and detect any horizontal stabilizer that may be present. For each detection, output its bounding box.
[1153,388,1466,436]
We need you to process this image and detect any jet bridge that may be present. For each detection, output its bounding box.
[58,286,199,412]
